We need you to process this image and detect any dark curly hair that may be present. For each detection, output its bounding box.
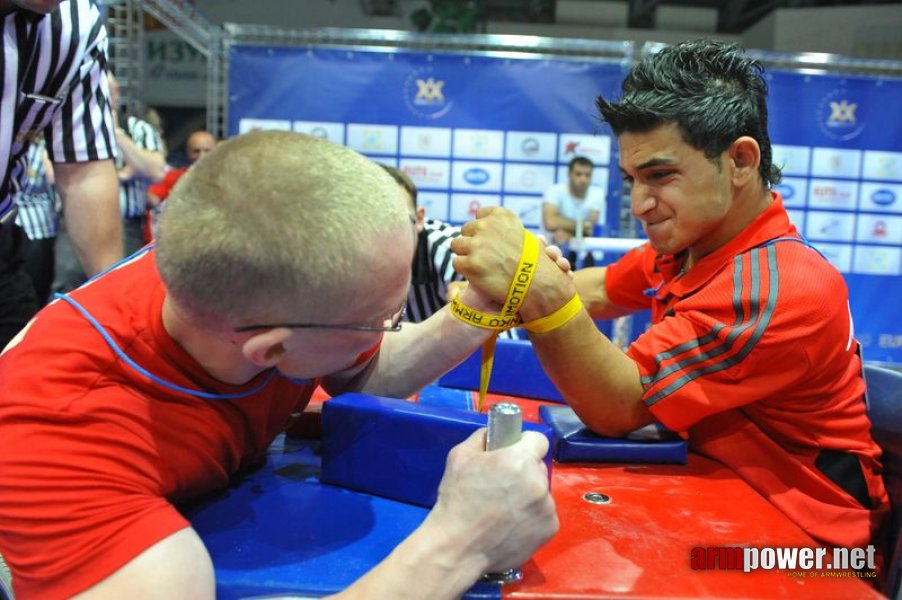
[597,40,781,188]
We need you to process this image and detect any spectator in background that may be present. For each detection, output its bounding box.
[0,0,120,349]
[13,137,58,305]
[542,156,605,268]
[379,164,464,322]
[145,130,217,242]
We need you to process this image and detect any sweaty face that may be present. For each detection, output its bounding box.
[619,124,734,261]
[568,164,593,197]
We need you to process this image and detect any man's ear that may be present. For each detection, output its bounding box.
[728,136,761,187]
[241,328,293,368]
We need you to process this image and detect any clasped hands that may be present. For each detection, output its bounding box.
[450,207,577,324]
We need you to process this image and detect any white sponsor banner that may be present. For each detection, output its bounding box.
[450,194,501,223]
[452,129,504,159]
[558,134,611,166]
[400,126,452,157]
[853,246,901,276]
[774,177,809,208]
[810,242,853,273]
[293,121,345,144]
[451,161,503,192]
[862,150,902,182]
[238,118,292,134]
[805,210,856,242]
[808,179,859,211]
[856,214,902,245]
[399,159,451,190]
[504,164,556,194]
[810,147,862,179]
[418,192,450,221]
[785,209,806,232]
[556,165,609,192]
[859,182,902,214]
[502,195,544,228]
[347,123,398,156]
[772,145,812,176]
[505,131,558,162]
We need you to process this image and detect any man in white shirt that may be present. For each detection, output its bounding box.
[542,156,605,267]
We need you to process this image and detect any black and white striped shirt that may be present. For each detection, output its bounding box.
[0,0,116,225]
[407,219,464,323]
[14,137,57,239]
[118,115,164,218]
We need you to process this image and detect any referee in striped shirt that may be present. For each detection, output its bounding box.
[0,0,120,349]
[379,165,465,323]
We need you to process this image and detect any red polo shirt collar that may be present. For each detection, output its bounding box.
[654,191,795,299]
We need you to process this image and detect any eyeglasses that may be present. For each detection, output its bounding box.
[233,300,407,334]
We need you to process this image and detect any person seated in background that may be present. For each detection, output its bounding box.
[0,131,557,599]
[452,39,889,558]
[378,164,464,322]
[542,156,605,268]
[145,130,217,243]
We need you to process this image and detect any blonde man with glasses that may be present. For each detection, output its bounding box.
[0,131,557,599]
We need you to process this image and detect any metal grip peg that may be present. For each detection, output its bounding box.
[482,402,524,585]
[486,402,522,451]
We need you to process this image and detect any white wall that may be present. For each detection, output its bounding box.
[769,5,902,59]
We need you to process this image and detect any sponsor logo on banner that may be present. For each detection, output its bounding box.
[504,164,555,194]
[238,118,292,134]
[293,121,345,143]
[812,242,853,273]
[776,184,795,200]
[808,179,858,211]
[853,246,901,276]
[505,131,558,162]
[418,192,450,221]
[857,215,902,245]
[404,67,453,120]
[863,151,902,182]
[452,162,502,192]
[872,189,896,206]
[399,159,450,189]
[453,129,504,159]
[772,145,811,176]
[464,168,490,185]
[502,196,543,227]
[347,124,398,155]
[805,210,855,242]
[811,147,862,179]
[817,89,865,141]
[400,126,452,157]
[450,194,501,223]
[558,134,611,165]
[775,177,807,207]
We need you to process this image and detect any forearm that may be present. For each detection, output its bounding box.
[337,305,493,398]
[55,160,123,276]
[114,128,166,181]
[527,310,650,436]
[574,267,633,320]
[332,517,486,600]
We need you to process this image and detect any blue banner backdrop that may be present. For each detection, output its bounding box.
[229,45,901,364]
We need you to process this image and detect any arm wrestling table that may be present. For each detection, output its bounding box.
[185,388,882,599]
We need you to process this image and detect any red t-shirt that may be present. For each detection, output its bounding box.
[0,250,320,598]
[605,193,890,550]
[148,165,189,202]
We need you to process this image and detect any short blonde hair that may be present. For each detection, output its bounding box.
[155,130,409,327]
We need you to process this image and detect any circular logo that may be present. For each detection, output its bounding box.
[310,126,328,140]
[816,89,865,142]
[775,183,795,200]
[521,137,539,155]
[404,67,454,120]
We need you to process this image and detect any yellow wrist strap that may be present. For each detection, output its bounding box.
[449,296,521,330]
[521,294,584,334]
[448,230,539,412]
[500,231,540,318]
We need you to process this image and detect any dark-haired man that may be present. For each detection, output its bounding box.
[453,39,889,554]
[542,156,605,267]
